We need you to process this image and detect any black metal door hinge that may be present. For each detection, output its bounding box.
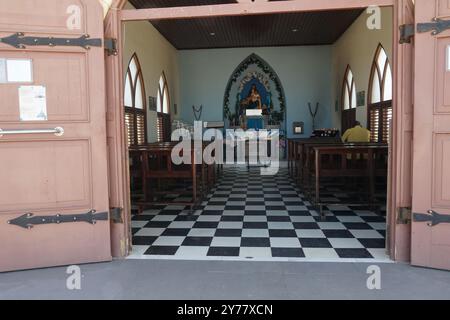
[7,210,109,229]
[414,210,450,227]
[418,18,450,36]
[104,38,118,56]
[0,33,102,49]
[397,207,412,224]
[110,207,123,223]
[399,24,415,44]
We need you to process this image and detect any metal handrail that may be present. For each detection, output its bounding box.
[0,127,64,137]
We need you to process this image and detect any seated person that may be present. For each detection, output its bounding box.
[341,121,371,143]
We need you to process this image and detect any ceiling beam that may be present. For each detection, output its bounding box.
[120,0,394,21]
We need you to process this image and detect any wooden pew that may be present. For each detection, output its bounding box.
[130,141,215,213]
[287,137,342,185]
[307,144,388,219]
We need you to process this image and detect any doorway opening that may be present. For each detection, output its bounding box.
[118,1,395,262]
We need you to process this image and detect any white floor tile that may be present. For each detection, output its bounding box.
[135,228,165,237]
[218,222,244,229]
[131,221,148,228]
[245,205,266,211]
[175,246,209,257]
[127,245,150,258]
[239,247,272,258]
[243,216,267,222]
[267,222,294,230]
[270,238,301,248]
[303,248,339,260]
[317,222,346,230]
[266,210,289,216]
[290,216,316,223]
[368,222,386,230]
[328,238,364,249]
[153,236,185,246]
[295,229,326,238]
[336,216,365,223]
[168,221,195,229]
[188,228,217,237]
[349,229,384,239]
[242,229,270,238]
[152,215,177,222]
[211,237,241,247]
[196,215,222,222]
[367,248,390,261]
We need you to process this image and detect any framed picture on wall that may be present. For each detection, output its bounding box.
[149,96,157,112]
[357,91,366,107]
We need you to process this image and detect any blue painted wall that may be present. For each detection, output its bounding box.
[178,46,334,138]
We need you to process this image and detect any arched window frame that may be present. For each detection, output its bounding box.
[124,53,147,146]
[368,44,393,143]
[156,72,171,142]
[342,65,357,111]
[341,65,357,133]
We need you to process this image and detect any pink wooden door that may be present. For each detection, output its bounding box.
[412,0,450,270]
[0,0,111,272]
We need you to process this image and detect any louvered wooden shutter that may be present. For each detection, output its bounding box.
[382,106,392,143]
[157,115,163,142]
[368,102,392,143]
[369,108,380,142]
[125,109,135,146]
[157,113,171,142]
[136,111,146,145]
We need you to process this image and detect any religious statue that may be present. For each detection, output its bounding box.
[240,84,262,111]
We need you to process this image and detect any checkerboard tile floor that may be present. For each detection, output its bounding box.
[129,166,389,262]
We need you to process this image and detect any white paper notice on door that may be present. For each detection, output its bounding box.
[18,85,48,121]
[447,45,450,71]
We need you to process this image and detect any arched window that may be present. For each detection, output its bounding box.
[341,65,357,133]
[124,54,146,146]
[156,72,171,142]
[368,44,392,143]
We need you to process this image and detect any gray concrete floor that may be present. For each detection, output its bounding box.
[1,259,449,300]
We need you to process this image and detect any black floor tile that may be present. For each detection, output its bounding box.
[343,222,373,230]
[161,228,191,236]
[293,222,320,230]
[144,221,172,228]
[322,230,355,238]
[335,248,373,258]
[241,237,271,247]
[182,237,213,246]
[357,238,386,248]
[144,246,179,256]
[269,229,297,238]
[271,248,305,258]
[221,216,244,222]
[207,247,240,257]
[193,222,219,229]
[132,236,157,246]
[299,238,332,248]
[267,216,291,222]
[215,229,242,237]
[243,222,268,229]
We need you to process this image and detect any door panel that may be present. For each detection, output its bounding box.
[0,0,87,34]
[0,0,111,272]
[0,51,89,122]
[104,6,132,258]
[388,0,414,262]
[412,0,450,270]
[437,0,450,17]
[0,140,91,211]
